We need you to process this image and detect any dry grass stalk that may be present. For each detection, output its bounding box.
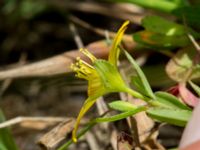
[0,38,135,80]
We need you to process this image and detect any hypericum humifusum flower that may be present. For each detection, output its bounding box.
[71,21,132,142]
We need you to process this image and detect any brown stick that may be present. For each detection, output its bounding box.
[38,119,75,150]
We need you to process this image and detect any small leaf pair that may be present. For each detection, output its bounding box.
[122,51,192,127]
[108,91,192,127]
[147,91,192,127]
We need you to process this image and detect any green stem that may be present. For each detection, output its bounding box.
[125,88,163,108]
[58,106,146,150]
[93,106,147,123]
[125,88,150,102]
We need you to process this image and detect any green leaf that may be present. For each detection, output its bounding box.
[141,15,199,37]
[124,50,156,99]
[166,46,200,82]
[189,81,200,97]
[155,91,191,110]
[173,5,200,29]
[133,15,199,49]
[142,15,186,36]
[108,101,137,112]
[147,108,192,127]
[0,110,19,150]
[133,31,190,48]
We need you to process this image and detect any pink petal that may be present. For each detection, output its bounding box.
[179,83,199,107]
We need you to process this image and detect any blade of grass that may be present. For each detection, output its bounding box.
[0,109,19,150]
[189,81,200,97]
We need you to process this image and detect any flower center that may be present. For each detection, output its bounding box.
[71,57,95,80]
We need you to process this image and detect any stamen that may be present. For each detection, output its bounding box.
[71,56,97,80]
[76,72,88,79]
[79,59,94,69]
[76,62,80,66]
[80,48,96,62]
[70,64,74,69]
[70,64,78,71]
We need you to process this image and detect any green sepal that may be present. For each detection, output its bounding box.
[131,75,152,98]
[124,50,155,99]
[94,60,128,92]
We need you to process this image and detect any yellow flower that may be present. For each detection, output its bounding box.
[71,21,130,142]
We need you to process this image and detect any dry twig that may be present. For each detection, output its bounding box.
[0,116,67,129]
[52,1,144,24]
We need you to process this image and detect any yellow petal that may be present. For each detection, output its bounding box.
[72,97,97,142]
[108,20,130,66]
